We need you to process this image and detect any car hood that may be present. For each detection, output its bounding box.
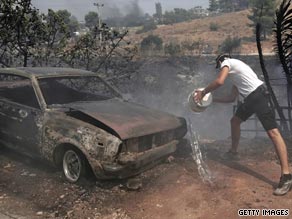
[64,99,184,140]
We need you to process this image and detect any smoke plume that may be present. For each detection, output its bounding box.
[100,0,144,18]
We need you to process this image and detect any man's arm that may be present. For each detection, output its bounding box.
[213,85,238,103]
[194,66,229,102]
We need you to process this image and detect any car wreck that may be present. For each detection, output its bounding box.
[0,67,187,183]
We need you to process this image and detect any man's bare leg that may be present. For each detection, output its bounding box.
[267,128,290,174]
[267,128,292,196]
[230,116,242,153]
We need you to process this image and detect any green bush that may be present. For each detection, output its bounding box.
[209,22,218,31]
[219,36,241,53]
[136,20,157,34]
[164,42,181,56]
[140,35,163,52]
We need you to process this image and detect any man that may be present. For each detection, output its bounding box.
[194,54,292,196]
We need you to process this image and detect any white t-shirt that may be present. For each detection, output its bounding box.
[220,58,263,98]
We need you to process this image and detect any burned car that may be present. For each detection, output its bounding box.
[0,67,187,182]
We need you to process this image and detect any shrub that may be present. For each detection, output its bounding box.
[209,22,219,31]
[164,42,181,56]
[219,36,241,53]
[136,20,157,34]
[140,35,163,52]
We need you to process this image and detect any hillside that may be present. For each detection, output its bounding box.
[126,10,274,55]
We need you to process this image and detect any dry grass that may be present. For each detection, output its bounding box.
[126,10,274,54]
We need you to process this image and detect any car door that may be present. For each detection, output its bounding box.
[0,73,43,157]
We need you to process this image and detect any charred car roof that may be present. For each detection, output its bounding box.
[0,67,96,78]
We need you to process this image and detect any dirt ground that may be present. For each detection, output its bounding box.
[1,137,292,219]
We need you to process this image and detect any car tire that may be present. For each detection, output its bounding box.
[62,148,87,183]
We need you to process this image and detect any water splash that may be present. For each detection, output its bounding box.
[187,117,214,185]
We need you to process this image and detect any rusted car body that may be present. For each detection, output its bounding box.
[0,67,187,182]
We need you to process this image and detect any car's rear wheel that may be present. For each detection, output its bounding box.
[62,148,86,183]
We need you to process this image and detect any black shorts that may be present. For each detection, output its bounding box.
[235,85,277,131]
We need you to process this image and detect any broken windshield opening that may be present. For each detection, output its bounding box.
[38,76,119,105]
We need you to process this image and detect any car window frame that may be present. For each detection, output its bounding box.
[0,73,41,110]
[36,75,122,106]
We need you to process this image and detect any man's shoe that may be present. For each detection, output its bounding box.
[221,150,240,161]
[273,174,292,196]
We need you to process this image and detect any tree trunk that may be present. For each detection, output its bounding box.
[23,52,28,67]
[288,85,292,131]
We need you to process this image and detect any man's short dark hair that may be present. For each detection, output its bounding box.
[216,54,231,68]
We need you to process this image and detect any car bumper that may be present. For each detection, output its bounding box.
[100,140,178,179]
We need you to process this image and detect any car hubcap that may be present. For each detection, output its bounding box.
[63,150,82,182]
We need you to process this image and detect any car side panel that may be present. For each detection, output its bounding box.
[0,99,43,157]
[41,111,122,177]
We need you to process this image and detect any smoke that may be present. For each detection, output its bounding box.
[124,0,144,17]
[31,0,145,21]
[123,56,284,140]
[100,0,144,18]
[99,0,123,18]
[123,56,233,140]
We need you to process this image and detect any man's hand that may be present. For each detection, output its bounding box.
[192,66,229,104]
[193,89,205,103]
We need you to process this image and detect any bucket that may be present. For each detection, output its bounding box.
[188,88,213,112]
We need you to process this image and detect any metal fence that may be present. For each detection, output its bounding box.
[233,104,292,136]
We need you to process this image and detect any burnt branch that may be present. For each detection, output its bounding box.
[274,0,292,84]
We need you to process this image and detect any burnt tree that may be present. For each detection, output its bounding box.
[0,0,45,67]
[274,0,292,131]
[62,23,138,88]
